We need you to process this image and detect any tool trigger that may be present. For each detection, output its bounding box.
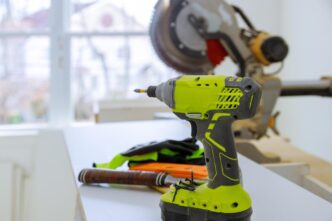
[189,120,198,138]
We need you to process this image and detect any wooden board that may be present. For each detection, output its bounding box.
[252,136,332,187]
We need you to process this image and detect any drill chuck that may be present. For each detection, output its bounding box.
[134,79,175,108]
[147,86,157,97]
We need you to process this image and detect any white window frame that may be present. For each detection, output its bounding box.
[49,0,72,126]
[0,0,149,127]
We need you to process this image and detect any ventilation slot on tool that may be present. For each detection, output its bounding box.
[215,88,243,110]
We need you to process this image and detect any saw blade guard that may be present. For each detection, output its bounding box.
[149,0,252,75]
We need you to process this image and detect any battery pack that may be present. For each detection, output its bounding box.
[160,201,252,221]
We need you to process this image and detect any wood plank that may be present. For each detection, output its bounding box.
[252,136,332,187]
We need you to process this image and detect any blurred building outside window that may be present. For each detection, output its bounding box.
[0,0,50,124]
[0,0,176,125]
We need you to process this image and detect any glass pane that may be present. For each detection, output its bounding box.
[0,0,50,31]
[0,37,49,124]
[72,36,176,121]
[71,0,157,32]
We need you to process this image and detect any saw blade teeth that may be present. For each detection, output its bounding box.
[148,0,213,75]
[149,0,180,72]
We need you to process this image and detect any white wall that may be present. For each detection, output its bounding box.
[277,0,332,162]
[230,0,281,34]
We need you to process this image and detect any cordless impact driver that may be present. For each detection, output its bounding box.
[135,75,261,221]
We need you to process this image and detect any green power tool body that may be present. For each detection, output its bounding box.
[136,75,261,221]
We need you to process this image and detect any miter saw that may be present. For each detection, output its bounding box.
[149,0,332,163]
[150,0,288,76]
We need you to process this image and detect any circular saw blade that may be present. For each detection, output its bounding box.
[149,0,213,75]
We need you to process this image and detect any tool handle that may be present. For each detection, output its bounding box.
[191,77,261,188]
[78,169,168,186]
[196,116,240,188]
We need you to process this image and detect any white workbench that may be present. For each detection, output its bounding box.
[64,120,332,221]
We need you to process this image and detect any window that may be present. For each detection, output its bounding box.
[71,0,176,121]
[0,0,175,125]
[0,0,50,124]
[0,0,50,31]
